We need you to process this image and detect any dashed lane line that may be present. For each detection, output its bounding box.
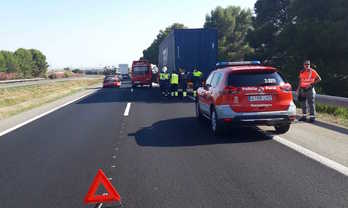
[123,102,131,116]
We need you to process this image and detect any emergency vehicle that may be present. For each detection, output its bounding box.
[195,61,296,135]
[131,59,153,88]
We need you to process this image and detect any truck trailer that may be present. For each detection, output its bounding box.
[158,28,218,79]
[158,28,218,95]
[118,64,129,75]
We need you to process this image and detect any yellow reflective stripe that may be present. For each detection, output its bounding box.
[171,74,179,84]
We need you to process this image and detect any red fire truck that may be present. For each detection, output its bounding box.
[131,59,153,88]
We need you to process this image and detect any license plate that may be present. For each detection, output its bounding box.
[248,95,272,102]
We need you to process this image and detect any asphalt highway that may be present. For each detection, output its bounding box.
[0,87,347,208]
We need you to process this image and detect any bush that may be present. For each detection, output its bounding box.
[316,104,348,120]
[48,73,57,79]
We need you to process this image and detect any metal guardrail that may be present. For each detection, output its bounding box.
[316,94,348,108]
[0,78,45,84]
[293,92,348,108]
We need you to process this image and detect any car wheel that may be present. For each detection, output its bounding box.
[211,108,223,136]
[195,101,203,120]
[274,124,290,134]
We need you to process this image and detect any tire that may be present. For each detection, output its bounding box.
[149,84,152,88]
[211,108,223,136]
[274,124,291,134]
[195,101,203,120]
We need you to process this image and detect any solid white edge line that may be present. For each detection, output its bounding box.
[124,102,131,116]
[0,89,98,137]
[273,135,348,176]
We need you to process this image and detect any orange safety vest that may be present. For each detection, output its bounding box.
[299,68,319,88]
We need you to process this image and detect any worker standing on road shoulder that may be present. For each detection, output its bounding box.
[296,60,322,122]
[170,71,179,97]
[159,66,170,96]
[192,68,203,97]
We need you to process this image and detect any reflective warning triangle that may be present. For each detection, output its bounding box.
[84,169,121,204]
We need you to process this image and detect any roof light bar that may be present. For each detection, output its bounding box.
[216,61,261,67]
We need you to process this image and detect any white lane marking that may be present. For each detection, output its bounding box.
[123,102,131,116]
[0,90,98,137]
[97,203,103,208]
[273,135,348,176]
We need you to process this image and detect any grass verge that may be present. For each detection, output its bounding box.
[296,102,348,128]
[0,78,102,120]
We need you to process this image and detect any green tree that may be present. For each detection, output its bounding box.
[204,6,253,61]
[30,49,48,77]
[0,51,19,73]
[14,48,33,78]
[247,0,291,60]
[0,52,5,72]
[248,0,348,96]
[143,23,187,65]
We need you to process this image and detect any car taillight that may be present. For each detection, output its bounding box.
[223,86,240,95]
[280,83,292,92]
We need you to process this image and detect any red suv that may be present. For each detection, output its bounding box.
[196,61,296,135]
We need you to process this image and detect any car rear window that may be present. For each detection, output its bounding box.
[227,71,284,87]
[104,76,115,81]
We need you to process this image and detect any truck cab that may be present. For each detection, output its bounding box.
[131,60,153,88]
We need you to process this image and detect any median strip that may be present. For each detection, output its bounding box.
[0,78,102,120]
[0,89,98,137]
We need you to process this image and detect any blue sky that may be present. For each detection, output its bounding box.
[0,0,256,69]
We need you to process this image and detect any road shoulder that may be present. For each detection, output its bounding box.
[261,120,348,170]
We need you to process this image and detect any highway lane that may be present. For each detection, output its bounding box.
[0,88,130,207]
[0,87,347,207]
[113,88,348,208]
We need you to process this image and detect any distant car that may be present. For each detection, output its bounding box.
[195,61,296,135]
[103,75,120,88]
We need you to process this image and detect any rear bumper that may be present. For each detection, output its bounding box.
[132,80,152,85]
[215,101,296,126]
[103,82,120,88]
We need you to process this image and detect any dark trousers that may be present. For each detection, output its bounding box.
[300,88,316,117]
[193,80,201,90]
[160,80,169,95]
[171,84,178,96]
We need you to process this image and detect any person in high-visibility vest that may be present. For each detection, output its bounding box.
[170,71,179,97]
[179,68,188,98]
[159,66,170,96]
[192,69,203,97]
[296,60,322,122]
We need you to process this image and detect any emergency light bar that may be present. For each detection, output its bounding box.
[216,61,261,67]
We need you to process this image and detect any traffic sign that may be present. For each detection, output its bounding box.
[84,169,121,204]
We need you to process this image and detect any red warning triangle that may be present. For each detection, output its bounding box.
[84,169,121,204]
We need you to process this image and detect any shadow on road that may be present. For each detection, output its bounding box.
[129,117,270,147]
[77,87,194,104]
[311,120,348,136]
[294,115,348,136]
